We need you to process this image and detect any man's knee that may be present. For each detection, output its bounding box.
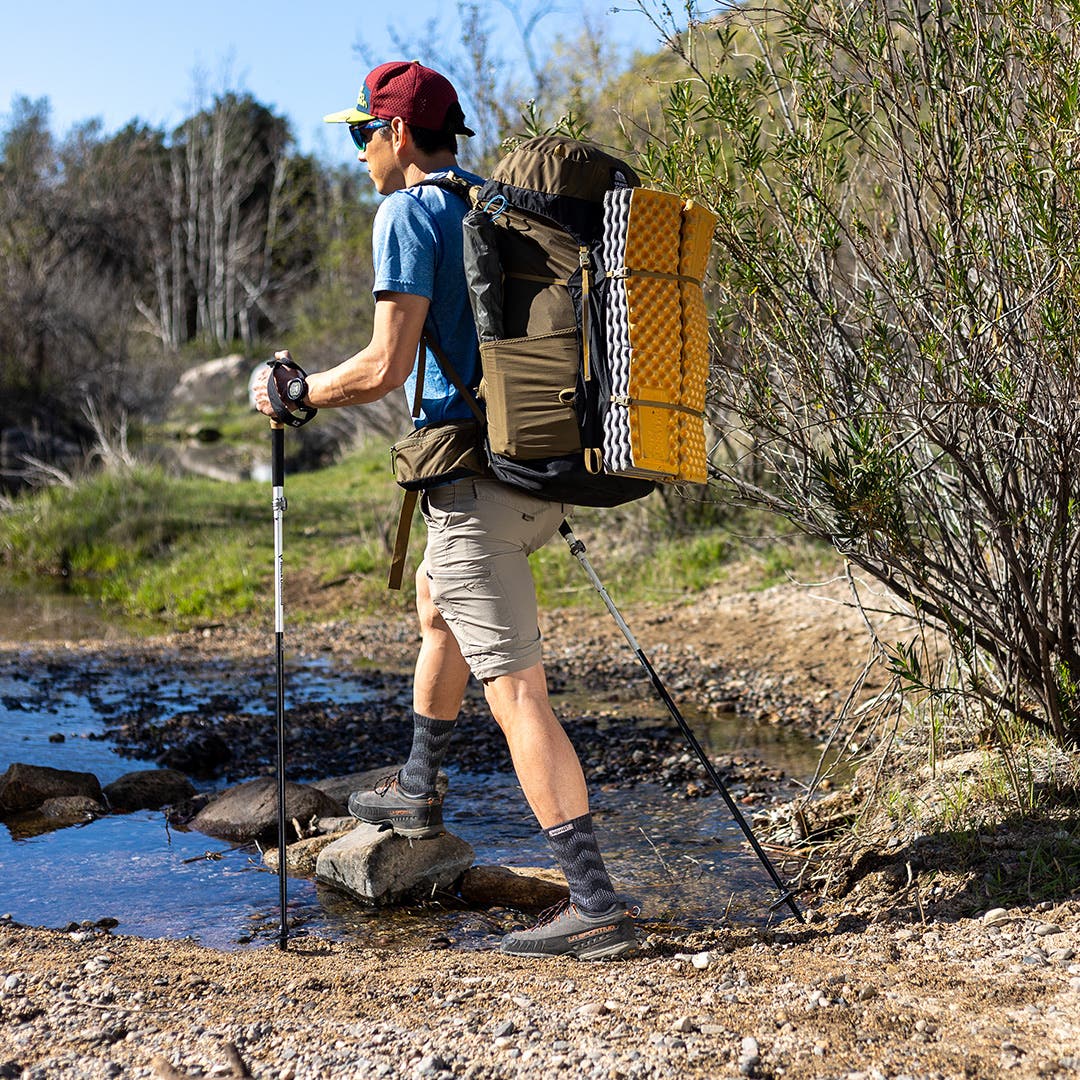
[484,663,553,723]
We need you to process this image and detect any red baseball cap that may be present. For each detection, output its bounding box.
[324,61,475,135]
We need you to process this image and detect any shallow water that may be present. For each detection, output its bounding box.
[0,595,815,950]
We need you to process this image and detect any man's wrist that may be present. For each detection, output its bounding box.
[284,372,309,408]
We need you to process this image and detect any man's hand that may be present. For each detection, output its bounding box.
[258,351,318,428]
[253,350,294,418]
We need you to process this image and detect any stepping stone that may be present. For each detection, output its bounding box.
[315,823,474,905]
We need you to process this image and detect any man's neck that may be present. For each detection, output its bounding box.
[403,151,460,188]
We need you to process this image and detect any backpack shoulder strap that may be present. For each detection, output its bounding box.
[421,331,485,424]
[414,170,482,208]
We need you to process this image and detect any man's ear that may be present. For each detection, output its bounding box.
[389,116,408,151]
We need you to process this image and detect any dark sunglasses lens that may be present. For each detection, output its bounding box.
[349,122,384,151]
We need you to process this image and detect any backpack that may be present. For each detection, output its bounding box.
[386,137,716,588]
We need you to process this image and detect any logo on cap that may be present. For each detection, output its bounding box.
[357,83,370,112]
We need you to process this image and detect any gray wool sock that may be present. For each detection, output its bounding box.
[544,812,620,914]
[398,711,456,796]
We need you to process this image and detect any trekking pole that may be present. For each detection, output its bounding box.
[558,521,804,923]
[271,421,289,950]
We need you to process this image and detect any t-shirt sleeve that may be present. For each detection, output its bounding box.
[371,193,438,300]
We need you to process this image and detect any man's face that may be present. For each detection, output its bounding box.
[358,122,401,196]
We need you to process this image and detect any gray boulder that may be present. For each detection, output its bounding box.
[171,354,251,408]
[315,824,474,905]
[103,769,197,811]
[0,763,104,816]
[189,777,345,843]
[264,829,355,877]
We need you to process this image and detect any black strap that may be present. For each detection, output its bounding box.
[421,332,486,424]
[265,359,318,428]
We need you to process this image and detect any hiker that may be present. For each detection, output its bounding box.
[253,61,636,959]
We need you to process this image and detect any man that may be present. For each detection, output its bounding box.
[255,61,636,959]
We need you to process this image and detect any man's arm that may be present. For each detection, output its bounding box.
[255,291,429,416]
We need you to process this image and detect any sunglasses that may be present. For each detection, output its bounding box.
[349,120,390,151]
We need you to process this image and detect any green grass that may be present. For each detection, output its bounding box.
[0,447,833,630]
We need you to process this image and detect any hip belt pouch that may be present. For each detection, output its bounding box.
[391,419,486,491]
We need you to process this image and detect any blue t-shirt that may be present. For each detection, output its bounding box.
[371,168,486,428]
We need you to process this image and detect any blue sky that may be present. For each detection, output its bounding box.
[2,1,671,157]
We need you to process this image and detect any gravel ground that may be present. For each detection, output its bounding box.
[1,900,1077,1079]
[1,581,1077,1078]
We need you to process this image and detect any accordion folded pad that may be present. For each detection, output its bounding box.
[680,201,716,282]
[602,188,717,483]
[621,187,683,273]
[679,281,710,483]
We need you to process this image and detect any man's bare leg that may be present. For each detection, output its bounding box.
[412,561,470,720]
[348,564,467,830]
[483,660,588,828]
[487,659,626,941]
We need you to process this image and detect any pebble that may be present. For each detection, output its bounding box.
[739,1035,761,1075]
[492,1019,516,1038]
[1034,923,1062,937]
[577,1002,610,1017]
[982,908,1010,926]
[415,1056,448,1076]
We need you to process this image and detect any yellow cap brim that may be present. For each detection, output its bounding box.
[323,107,376,124]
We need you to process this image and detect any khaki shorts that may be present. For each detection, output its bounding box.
[420,478,570,680]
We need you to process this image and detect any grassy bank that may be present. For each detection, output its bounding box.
[0,445,831,630]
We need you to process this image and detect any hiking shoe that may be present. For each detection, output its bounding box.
[500,900,639,960]
[347,773,444,839]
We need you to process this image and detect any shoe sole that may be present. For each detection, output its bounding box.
[575,936,638,961]
[501,927,639,961]
[385,823,445,840]
[348,809,444,840]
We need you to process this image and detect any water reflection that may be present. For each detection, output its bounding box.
[0,637,815,949]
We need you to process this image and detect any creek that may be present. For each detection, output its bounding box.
[0,590,819,950]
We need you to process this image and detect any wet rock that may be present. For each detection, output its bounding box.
[0,763,104,815]
[164,792,213,828]
[190,778,345,843]
[103,769,197,811]
[263,830,354,876]
[458,865,570,913]
[156,729,232,777]
[40,795,105,821]
[315,823,474,905]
